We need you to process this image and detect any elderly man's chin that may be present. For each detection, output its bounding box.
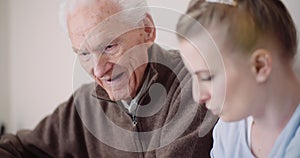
[100,83,132,101]
[99,74,136,101]
[107,88,131,101]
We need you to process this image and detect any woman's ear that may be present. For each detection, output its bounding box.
[142,13,156,44]
[250,49,272,83]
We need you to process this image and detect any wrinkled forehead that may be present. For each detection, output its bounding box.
[179,39,208,72]
[85,12,143,48]
[67,5,145,51]
[66,0,123,48]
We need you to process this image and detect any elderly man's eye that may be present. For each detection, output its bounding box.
[79,52,91,61]
[104,44,118,54]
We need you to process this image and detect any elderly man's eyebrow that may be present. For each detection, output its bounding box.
[72,37,119,54]
[91,38,119,51]
[72,47,80,54]
[72,47,89,54]
[93,43,106,52]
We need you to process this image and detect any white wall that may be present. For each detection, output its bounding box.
[284,1,300,76]
[8,0,75,133]
[1,0,300,133]
[148,0,190,50]
[0,0,10,132]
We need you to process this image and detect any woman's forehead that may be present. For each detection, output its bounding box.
[179,32,227,73]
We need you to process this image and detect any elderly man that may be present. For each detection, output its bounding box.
[0,0,214,157]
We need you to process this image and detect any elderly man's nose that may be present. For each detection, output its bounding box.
[93,60,114,79]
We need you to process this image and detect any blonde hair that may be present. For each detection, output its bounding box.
[177,0,298,59]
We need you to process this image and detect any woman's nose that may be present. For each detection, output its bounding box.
[192,79,211,105]
[199,91,211,105]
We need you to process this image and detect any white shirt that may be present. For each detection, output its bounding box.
[121,73,150,114]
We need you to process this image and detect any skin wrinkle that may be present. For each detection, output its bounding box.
[67,0,154,101]
[67,0,121,48]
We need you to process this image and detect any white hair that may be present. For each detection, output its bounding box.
[59,0,149,35]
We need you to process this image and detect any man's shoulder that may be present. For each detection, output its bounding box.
[51,83,96,113]
[73,82,95,96]
[149,43,183,65]
[149,43,189,78]
[72,82,100,103]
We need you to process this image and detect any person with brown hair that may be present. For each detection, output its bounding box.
[177,0,300,157]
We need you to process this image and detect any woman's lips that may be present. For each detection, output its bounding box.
[209,108,220,115]
[201,102,220,115]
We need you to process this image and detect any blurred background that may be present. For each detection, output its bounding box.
[0,0,299,134]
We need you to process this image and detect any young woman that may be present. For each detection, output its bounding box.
[177,0,300,157]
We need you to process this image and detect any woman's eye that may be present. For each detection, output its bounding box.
[201,75,214,81]
[79,52,91,61]
[196,71,214,81]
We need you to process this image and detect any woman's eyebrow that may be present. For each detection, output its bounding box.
[194,70,210,75]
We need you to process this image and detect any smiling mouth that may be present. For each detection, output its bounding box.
[107,72,125,83]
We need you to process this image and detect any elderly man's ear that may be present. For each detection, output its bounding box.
[142,14,156,45]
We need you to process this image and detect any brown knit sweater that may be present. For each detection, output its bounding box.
[0,44,215,158]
